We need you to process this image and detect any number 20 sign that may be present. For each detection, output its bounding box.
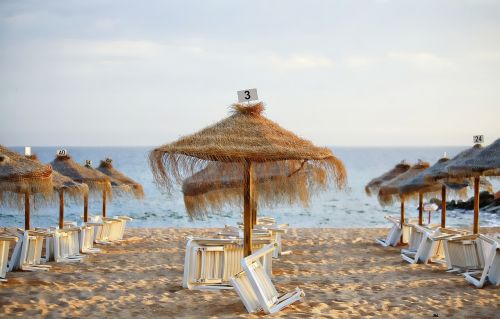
[237,88,258,103]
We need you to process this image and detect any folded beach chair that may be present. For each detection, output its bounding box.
[8,230,52,272]
[0,234,18,282]
[462,234,500,288]
[182,237,273,290]
[442,233,489,273]
[375,215,415,247]
[221,223,290,258]
[231,243,305,314]
[104,216,132,241]
[400,225,461,264]
[80,223,100,253]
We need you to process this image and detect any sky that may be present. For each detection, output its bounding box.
[0,0,499,147]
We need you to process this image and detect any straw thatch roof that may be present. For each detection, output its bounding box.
[365,161,410,196]
[399,157,470,201]
[96,159,144,199]
[0,145,53,207]
[182,161,327,217]
[51,170,89,200]
[378,161,430,205]
[149,102,346,194]
[447,138,500,177]
[50,154,112,197]
[424,144,483,182]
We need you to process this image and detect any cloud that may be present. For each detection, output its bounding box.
[269,54,334,70]
[387,51,454,70]
[344,55,376,68]
[58,39,165,59]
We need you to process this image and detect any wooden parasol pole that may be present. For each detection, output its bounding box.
[441,185,446,228]
[83,192,89,222]
[243,160,254,257]
[59,189,65,229]
[102,190,106,217]
[473,176,480,234]
[24,193,30,230]
[418,193,423,225]
[251,187,257,229]
[399,200,405,244]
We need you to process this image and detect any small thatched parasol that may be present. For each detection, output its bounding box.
[399,157,471,227]
[50,154,112,221]
[0,145,53,230]
[447,138,500,177]
[423,144,486,233]
[150,102,347,256]
[51,171,89,229]
[182,161,327,217]
[445,139,500,233]
[377,161,430,243]
[96,158,144,199]
[365,161,411,196]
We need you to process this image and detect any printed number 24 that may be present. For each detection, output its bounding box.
[244,90,251,100]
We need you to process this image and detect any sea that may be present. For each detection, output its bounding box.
[1,146,498,229]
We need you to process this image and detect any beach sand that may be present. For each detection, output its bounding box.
[1,227,499,318]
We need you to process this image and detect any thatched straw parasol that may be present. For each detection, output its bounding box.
[423,144,486,233]
[447,138,500,177]
[377,161,430,243]
[150,102,347,256]
[182,161,327,217]
[0,145,53,230]
[399,157,472,227]
[51,171,89,229]
[96,158,144,199]
[445,139,500,233]
[50,154,112,221]
[365,161,411,196]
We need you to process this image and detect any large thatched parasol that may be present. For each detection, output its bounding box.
[423,144,485,233]
[0,145,53,230]
[96,158,144,199]
[377,161,430,243]
[182,161,327,218]
[150,102,347,256]
[365,161,411,196]
[446,139,500,233]
[50,154,112,221]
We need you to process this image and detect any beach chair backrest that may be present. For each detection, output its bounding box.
[0,239,12,279]
[241,244,279,312]
[231,270,262,313]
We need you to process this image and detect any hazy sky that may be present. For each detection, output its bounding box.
[1,0,499,147]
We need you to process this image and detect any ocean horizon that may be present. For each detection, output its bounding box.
[1,145,498,229]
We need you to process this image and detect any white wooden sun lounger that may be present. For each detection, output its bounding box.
[231,243,305,314]
[0,235,18,282]
[80,223,100,253]
[219,224,290,258]
[8,230,52,272]
[400,225,462,264]
[375,215,415,247]
[182,237,273,290]
[442,233,487,273]
[460,234,500,288]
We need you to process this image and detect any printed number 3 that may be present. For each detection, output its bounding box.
[244,90,250,100]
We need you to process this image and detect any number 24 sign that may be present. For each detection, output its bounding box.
[237,88,258,103]
[473,135,484,144]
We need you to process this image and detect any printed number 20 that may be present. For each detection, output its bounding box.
[244,90,251,100]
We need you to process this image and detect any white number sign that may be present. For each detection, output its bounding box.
[85,160,92,167]
[24,147,31,156]
[237,88,258,103]
[56,149,67,156]
[473,135,484,144]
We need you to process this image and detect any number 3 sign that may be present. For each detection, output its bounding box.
[237,88,258,103]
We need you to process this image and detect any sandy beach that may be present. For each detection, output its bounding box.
[1,227,499,318]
